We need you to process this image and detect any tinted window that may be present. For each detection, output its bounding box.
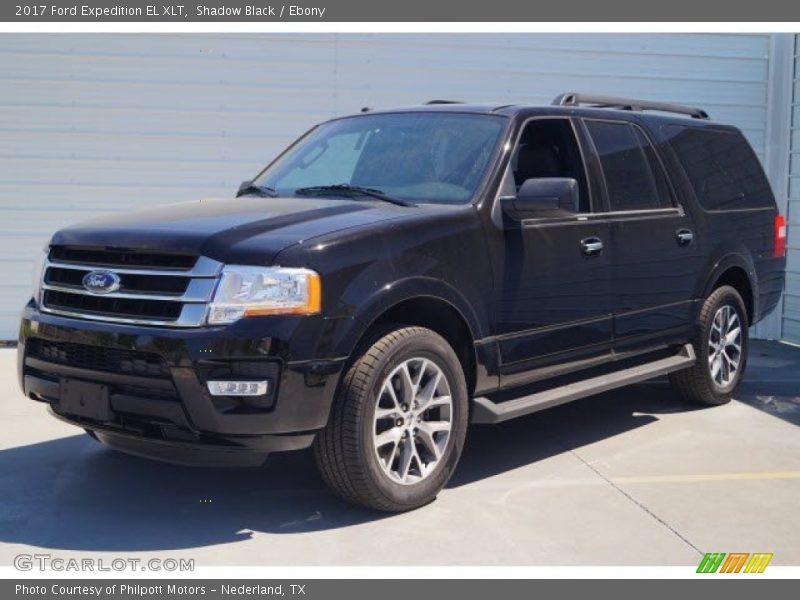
[664,125,773,211]
[512,119,591,212]
[586,120,672,211]
[635,128,673,208]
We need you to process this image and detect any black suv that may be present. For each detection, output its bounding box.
[18,93,786,511]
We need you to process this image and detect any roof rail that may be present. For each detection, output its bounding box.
[426,99,464,105]
[552,92,709,120]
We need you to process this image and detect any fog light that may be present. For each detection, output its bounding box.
[207,380,269,396]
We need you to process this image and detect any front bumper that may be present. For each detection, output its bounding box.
[18,304,347,466]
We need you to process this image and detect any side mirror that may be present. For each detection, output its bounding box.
[505,178,579,219]
[236,180,253,197]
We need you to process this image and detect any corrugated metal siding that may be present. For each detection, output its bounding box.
[0,33,773,338]
[783,35,800,342]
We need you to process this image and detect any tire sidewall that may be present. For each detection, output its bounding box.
[698,287,749,401]
[357,330,468,508]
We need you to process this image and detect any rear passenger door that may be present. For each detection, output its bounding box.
[582,119,701,351]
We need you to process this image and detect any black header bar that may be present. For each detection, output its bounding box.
[2,0,800,22]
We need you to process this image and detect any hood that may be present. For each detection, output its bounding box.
[51,196,408,265]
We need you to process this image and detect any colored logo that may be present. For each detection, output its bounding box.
[82,270,121,295]
[697,552,773,573]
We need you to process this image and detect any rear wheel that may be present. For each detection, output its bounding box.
[313,326,468,512]
[669,285,749,406]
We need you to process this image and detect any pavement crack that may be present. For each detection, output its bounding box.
[568,448,703,556]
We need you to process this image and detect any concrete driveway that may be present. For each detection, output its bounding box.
[1,340,798,566]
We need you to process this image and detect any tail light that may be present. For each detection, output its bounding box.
[774,214,787,258]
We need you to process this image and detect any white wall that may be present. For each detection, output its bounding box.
[0,33,779,338]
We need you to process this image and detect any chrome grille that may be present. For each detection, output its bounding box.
[46,267,191,295]
[39,247,222,327]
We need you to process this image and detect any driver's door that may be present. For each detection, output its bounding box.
[490,117,614,388]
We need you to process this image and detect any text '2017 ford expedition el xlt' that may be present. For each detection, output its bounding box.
[18,93,786,511]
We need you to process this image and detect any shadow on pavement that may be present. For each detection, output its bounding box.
[450,379,703,488]
[735,340,800,426]
[0,340,795,553]
[0,380,696,553]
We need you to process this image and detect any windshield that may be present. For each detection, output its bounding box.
[252,112,507,205]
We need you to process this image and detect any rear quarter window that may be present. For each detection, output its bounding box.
[663,125,774,211]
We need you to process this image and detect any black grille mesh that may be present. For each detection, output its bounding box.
[49,246,197,270]
[28,339,170,379]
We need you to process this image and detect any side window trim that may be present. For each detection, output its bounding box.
[581,117,681,215]
[521,206,683,229]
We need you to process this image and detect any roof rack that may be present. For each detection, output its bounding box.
[552,92,709,120]
[426,100,464,105]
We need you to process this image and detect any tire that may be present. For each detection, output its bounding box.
[313,326,469,512]
[669,285,749,406]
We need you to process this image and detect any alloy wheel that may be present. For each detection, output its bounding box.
[372,358,453,485]
[708,304,742,388]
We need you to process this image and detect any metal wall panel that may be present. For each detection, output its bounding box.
[783,35,800,343]
[0,33,775,338]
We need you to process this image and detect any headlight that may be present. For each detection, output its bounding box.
[31,247,48,304]
[207,266,321,325]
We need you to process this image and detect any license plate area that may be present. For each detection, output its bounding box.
[59,378,111,422]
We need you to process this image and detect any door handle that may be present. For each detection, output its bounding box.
[580,237,603,257]
[676,229,694,247]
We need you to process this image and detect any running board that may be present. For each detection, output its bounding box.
[471,343,696,424]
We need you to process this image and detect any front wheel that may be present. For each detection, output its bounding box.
[669,285,749,406]
[313,326,469,512]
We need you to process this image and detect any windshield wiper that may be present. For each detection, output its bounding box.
[294,184,416,207]
[237,183,279,198]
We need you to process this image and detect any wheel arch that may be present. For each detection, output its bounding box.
[334,280,483,396]
[367,296,477,394]
[702,254,757,325]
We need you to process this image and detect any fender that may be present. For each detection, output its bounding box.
[329,275,485,361]
[700,250,759,320]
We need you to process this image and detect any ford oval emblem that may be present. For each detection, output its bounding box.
[82,270,121,295]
